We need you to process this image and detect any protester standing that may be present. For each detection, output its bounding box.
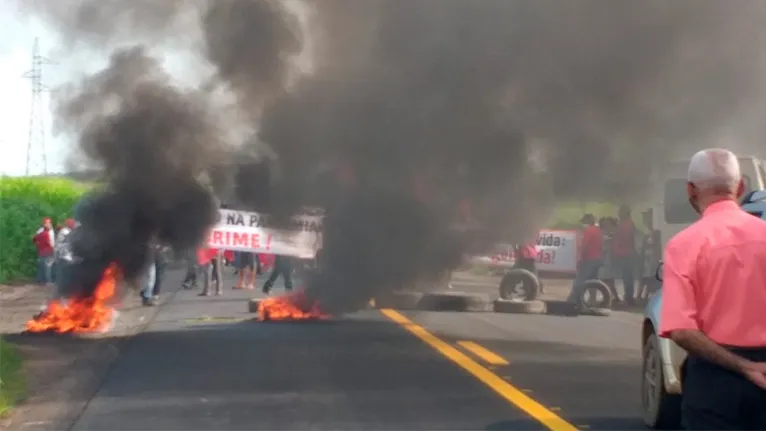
[141,242,167,306]
[659,148,766,430]
[32,217,55,285]
[514,234,539,276]
[262,255,294,295]
[613,205,638,305]
[234,251,261,290]
[53,218,76,288]
[181,248,199,289]
[637,209,660,303]
[566,213,603,309]
[198,248,223,297]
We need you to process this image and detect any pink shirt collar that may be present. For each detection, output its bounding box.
[702,199,739,216]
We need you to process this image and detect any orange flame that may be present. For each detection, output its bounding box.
[25,264,120,334]
[257,290,330,321]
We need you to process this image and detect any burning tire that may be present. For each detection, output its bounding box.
[373,291,423,310]
[492,298,546,314]
[498,269,541,301]
[418,292,489,312]
[248,298,262,313]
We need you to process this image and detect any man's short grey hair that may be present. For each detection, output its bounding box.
[687,148,741,191]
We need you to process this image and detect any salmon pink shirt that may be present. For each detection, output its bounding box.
[659,200,766,347]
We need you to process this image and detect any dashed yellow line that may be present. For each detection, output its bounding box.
[457,340,510,366]
[380,309,578,431]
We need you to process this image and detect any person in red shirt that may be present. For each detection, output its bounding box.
[32,217,55,285]
[514,233,539,276]
[613,205,637,305]
[566,213,603,308]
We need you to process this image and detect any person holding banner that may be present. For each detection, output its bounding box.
[262,255,294,295]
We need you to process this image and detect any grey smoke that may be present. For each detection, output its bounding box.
[23,0,766,312]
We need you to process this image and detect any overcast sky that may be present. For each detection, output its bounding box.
[0,4,200,177]
[0,7,63,176]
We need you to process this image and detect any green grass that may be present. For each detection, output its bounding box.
[0,177,89,283]
[0,338,26,417]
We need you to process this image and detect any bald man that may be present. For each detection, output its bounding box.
[659,148,766,430]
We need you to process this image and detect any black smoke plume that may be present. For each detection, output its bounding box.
[22,0,766,311]
[54,47,221,297]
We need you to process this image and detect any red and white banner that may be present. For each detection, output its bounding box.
[207,209,322,259]
[470,229,580,273]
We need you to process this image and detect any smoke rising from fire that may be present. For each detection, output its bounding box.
[24,0,766,310]
[54,47,221,297]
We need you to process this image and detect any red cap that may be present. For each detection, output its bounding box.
[65,218,76,228]
[42,217,52,224]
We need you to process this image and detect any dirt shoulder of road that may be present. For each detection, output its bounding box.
[0,275,179,431]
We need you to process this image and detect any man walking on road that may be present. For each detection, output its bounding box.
[262,255,294,295]
[659,148,766,430]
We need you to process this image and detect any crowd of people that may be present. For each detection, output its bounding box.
[138,247,295,307]
[568,204,662,309]
[30,216,296,307]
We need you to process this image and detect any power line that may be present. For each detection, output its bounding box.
[23,38,55,176]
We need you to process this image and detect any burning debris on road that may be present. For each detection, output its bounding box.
[26,264,120,334]
[256,290,330,322]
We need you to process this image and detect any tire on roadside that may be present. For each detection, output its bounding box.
[543,300,580,316]
[492,298,546,314]
[499,268,541,301]
[248,298,262,313]
[581,279,613,308]
[373,291,424,310]
[580,279,612,317]
[418,291,490,312]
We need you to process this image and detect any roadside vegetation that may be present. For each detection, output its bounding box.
[0,177,88,283]
[0,338,26,417]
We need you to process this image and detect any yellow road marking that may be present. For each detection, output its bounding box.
[457,340,510,365]
[381,309,578,431]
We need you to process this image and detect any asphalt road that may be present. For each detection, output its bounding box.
[68,268,646,430]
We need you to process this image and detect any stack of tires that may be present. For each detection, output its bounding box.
[493,269,613,317]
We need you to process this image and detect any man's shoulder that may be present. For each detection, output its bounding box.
[666,220,706,251]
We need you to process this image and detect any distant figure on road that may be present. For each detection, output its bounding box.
[566,213,602,309]
[659,148,766,430]
[262,255,294,296]
[613,205,638,305]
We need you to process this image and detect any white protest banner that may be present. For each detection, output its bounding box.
[207,209,322,259]
[469,229,579,273]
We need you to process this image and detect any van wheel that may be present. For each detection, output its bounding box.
[642,333,682,430]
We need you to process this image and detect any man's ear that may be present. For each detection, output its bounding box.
[686,182,696,198]
[735,178,745,198]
